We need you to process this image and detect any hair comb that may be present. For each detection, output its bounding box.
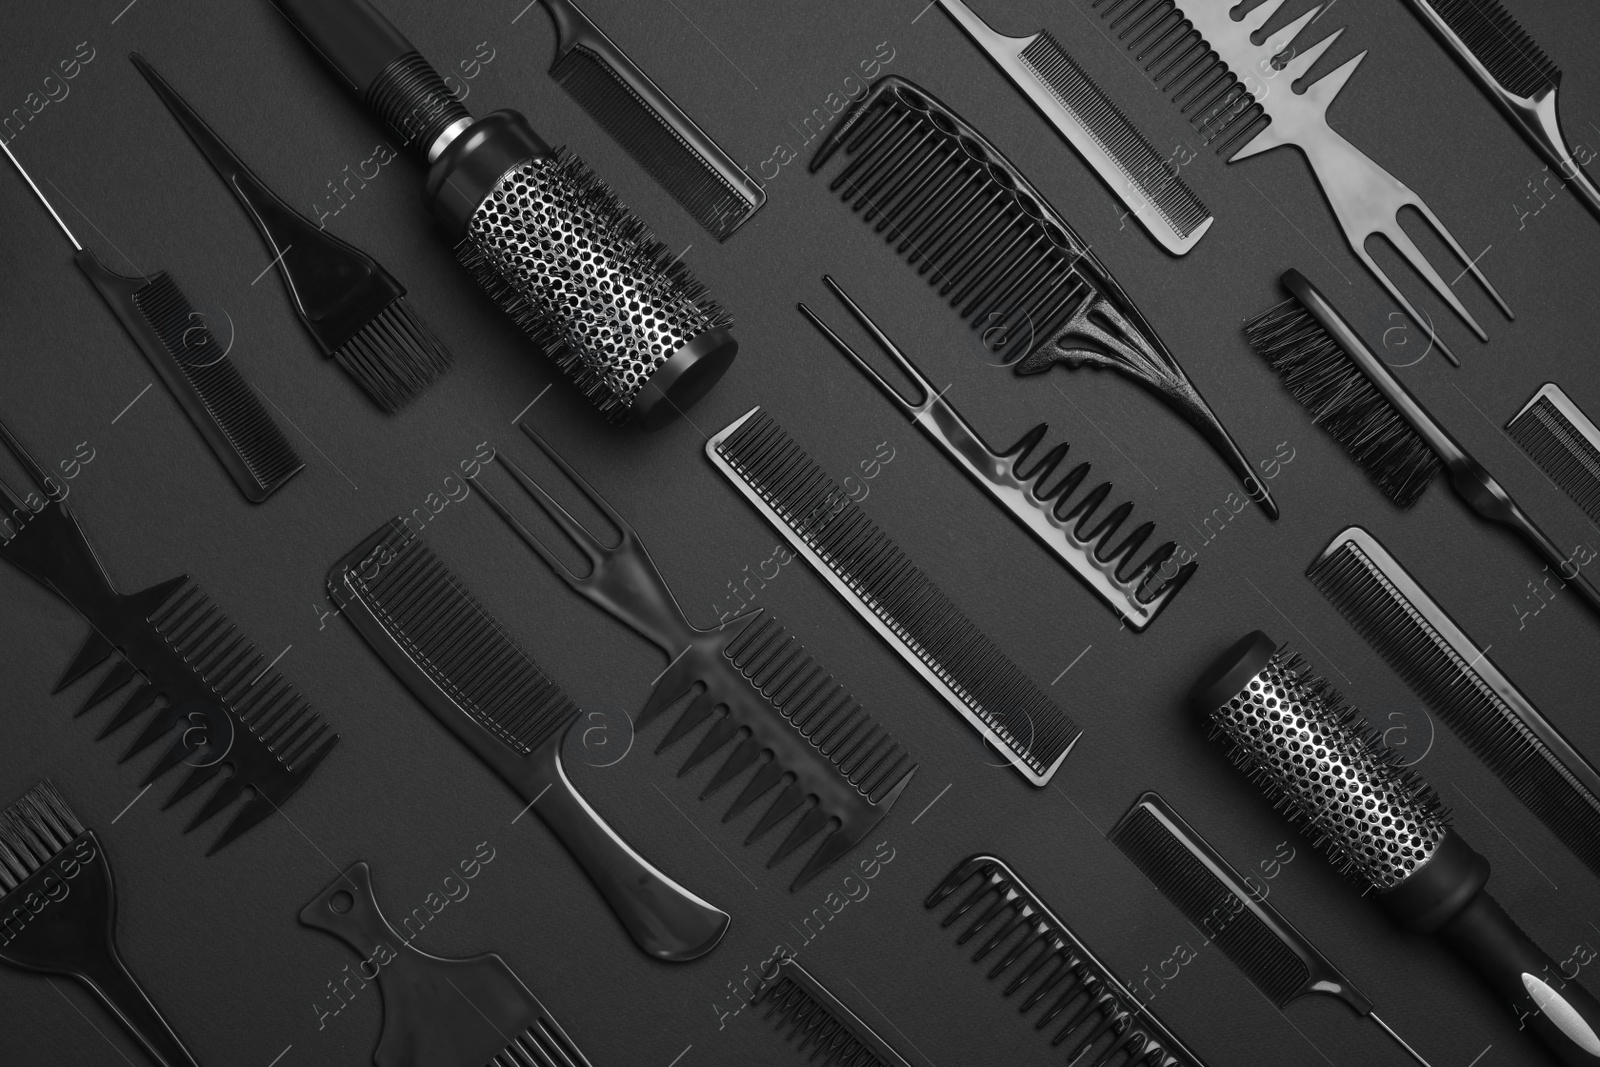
[1507,383,1600,527]
[757,956,916,1067]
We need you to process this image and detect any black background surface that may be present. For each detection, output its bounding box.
[2,1,1599,1065]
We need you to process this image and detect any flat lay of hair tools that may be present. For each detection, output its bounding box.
[267,0,737,429]
[1507,383,1600,526]
[707,407,1080,785]
[1192,631,1600,1066]
[756,956,916,1067]
[0,782,200,1067]
[327,519,729,961]
[812,75,1278,518]
[0,140,302,503]
[1109,792,1432,1065]
[300,861,594,1067]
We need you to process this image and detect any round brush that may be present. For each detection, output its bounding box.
[268,0,737,429]
[1192,631,1600,1066]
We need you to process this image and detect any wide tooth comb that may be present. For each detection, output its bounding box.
[756,956,916,1067]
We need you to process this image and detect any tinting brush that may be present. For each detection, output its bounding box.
[131,52,451,413]
[1193,631,1600,1066]
[270,0,737,429]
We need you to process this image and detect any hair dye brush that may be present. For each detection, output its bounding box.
[269,0,736,429]
[1192,631,1600,1066]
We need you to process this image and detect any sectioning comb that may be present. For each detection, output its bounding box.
[1507,383,1600,527]
[536,0,765,240]
[327,520,728,962]
[471,425,915,890]
[800,276,1193,629]
[757,957,916,1067]
[926,854,1210,1067]
[811,76,1276,516]
[0,138,302,502]
[708,407,1080,785]
[0,415,337,854]
[131,52,451,413]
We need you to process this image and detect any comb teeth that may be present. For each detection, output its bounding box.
[1507,384,1600,526]
[757,960,914,1067]
[1426,0,1558,98]
[489,1021,595,1067]
[331,297,453,413]
[0,782,85,895]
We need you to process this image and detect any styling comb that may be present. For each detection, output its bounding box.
[1109,792,1432,1065]
[934,0,1212,255]
[301,861,594,1067]
[327,519,728,962]
[0,415,337,854]
[800,276,1193,629]
[0,139,301,502]
[1507,383,1600,526]
[927,854,1210,1067]
[757,956,917,1067]
[708,407,1080,785]
[131,52,452,413]
[811,76,1275,515]
[536,0,764,239]
[470,425,915,890]
[1094,0,1511,364]
[1245,268,1600,619]
[1308,526,1600,879]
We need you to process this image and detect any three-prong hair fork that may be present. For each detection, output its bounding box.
[800,276,1194,629]
[472,425,915,891]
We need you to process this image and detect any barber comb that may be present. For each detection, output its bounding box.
[757,956,917,1067]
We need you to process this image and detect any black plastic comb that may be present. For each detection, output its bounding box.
[471,424,915,890]
[757,956,916,1067]
[1507,383,1600,527]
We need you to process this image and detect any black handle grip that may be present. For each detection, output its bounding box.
[268,0,413,95]
[77,952,202,1067]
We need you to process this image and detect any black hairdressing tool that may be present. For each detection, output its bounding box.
[757,956,916,1067]
[327,520,728,962]
[131,52,451,413]
[1507,383,1600,527]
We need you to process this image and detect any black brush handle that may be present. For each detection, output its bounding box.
[76,951,202,1067]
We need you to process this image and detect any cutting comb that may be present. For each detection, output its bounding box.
[757,956,917,1067]
[471,425,915,890]
[1507,383,1600,527]
[0,415,337,854]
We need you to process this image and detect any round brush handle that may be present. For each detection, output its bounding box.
[76,950,201,1067]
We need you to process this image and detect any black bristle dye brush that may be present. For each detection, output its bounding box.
[1244,268,1600,619]
[0,782,199,1067]
[130,52,451,413]
[268,0,737,430]
[1192,631,1600,1066]
[0,139,301,503]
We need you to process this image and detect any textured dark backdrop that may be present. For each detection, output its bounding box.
[3,0,1599,1065]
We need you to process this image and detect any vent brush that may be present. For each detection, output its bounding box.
[756,956,916,1067]
[131,52,451,413]
[812,76,1276,516]
[1507,383,1600,527]
[927,854,1210,1067]
[536,0,764,239]
[0,782,199,1067]
[0,139,300,502]
[472,425,916,890]
[1193,631,1600,1066]
[1309,526,1600,879]
[1398,0,1600,223]
[269,0,736,429]
[0,414,337,854]
[327,520,728,962]
[1245,268,1600,619]
[301,861,594,1067]
[934,0,1212,254]
[1094,0,1511,364]
[1109,791,1432,1065]
[800,276,1194,629]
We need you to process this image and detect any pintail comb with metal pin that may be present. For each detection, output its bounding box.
[1093,0,1511,364]
[471,425,916,890]
[756,956,917,1067]
[0,415,337,854]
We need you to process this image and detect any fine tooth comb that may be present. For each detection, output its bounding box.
[0,782,200,1067]
[934,0,1213,254]
[472,426,916,890]
[801,276,1194,629]
[811,77,1276,516]
[537,0,765,240]
[757,957,917,1067]
[0,416,337,854]
[1397,0,1600,223]
[1095,0,1511,364]
[926,854,1210,1067]
[1507,383,1600,526]
[131,52,452,413]
[301,861,594,1067]
[0,139,301,502]
[708,407,1080,785]
[327,520,729,962]
[1109,792,1432,1066]
[1309,525,1600,879]
[1245,268,1600,618]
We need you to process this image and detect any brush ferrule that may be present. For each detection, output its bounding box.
[1378,829,1489,934]
[426,116,474,162]
[424,110,552,238]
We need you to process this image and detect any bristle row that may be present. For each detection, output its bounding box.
[332,297,453,413]
[1428,0,1558,98]
[1507,396,1600,525]
[0,782,84,894]
[760,976,895,1067]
